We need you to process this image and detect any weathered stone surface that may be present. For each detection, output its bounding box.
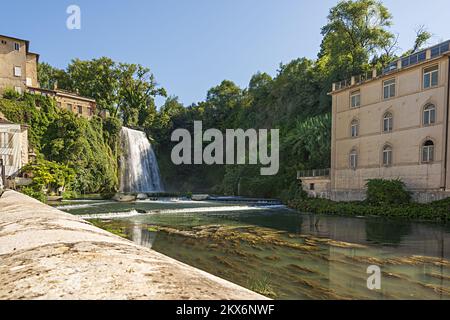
[0,191,267,300]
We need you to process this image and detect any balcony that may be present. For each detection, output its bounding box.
[297,169,330,179]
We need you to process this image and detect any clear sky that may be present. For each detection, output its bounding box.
[2,0,450,106]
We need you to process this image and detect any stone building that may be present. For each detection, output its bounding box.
[0,34,96,119]
[300,40,450,203]
[0,35,38,94]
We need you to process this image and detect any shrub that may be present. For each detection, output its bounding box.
[21,187,47,203]
[365,179,411,206]
[2,87,22,100]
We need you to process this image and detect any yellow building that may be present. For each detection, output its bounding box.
[300,41,450,203]
[0,34,39,94]
[0,34,96,119]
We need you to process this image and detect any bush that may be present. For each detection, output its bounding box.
[62,190,78,200]
[2,87,22,100]
[288,197,450,222]
[365,179,411,206]
[21,187,47,203]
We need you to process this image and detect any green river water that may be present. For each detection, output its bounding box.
[54,199,450,300]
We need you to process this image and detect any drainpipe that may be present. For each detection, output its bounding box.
[445,57,450,190]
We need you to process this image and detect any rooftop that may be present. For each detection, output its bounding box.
[332,40,450,93]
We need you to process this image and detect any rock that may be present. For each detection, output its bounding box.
[113,193,136,202]
[192,194,210,201]
[136,193,148,200]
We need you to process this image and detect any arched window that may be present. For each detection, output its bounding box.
[423,104,436,126]
[382,145,393,166]
[349,149,358,169]
[350,119,359,138]
[422,140,434,163]
[383,112,393,133]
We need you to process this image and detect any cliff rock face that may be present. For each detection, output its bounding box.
[0,191,267,300]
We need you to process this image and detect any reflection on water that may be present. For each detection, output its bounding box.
[57,200,450,300]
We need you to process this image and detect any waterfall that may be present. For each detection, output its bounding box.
[119,127,163,193]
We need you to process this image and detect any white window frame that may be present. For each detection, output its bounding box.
[13,66,22,77]
[383,146,393,166]
[350,90,361,108]
[423,65,439,89]
[383,113,393,133]
[422,142,435,163]
[423,104,436,126]
[26,77,32,86]
[383,79,396,99]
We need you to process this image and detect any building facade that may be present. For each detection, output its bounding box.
[0,34,96,119]
[0,35,38,94]
[0,112,29,188]
[329,41,450,202]
[28,86,96,118]
[299,41,450,203]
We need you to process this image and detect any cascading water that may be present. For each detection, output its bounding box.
[119,127,163,193]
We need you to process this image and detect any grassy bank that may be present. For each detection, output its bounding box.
[288,197,450,222]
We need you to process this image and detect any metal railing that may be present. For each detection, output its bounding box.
[297,168,330,179]
[332,40,450,92]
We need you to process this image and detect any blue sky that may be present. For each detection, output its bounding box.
[2,0,450,106]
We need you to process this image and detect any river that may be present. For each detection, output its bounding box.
[54,199,450,300]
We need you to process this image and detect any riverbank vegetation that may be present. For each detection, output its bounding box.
[289,197,450,222]
[0,94,120,200]
[289,179,450,222]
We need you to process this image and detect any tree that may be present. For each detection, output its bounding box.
[64,57,121,114]
[412,25,432,53]
[116,63,166,127]
[319,0,394,77]
[37,62,67,90]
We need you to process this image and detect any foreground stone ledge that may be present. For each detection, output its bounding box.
[0,191,267,300]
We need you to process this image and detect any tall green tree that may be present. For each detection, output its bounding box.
[117,63,166,127]
[320,0,394,75]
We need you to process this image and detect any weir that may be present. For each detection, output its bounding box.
[119,127,163,193]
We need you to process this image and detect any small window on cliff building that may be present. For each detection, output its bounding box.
[309,183,315,191]
[14,42,20,51]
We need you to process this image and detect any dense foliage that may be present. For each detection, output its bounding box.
[288,197,450,222]
[366,179,411,205]
[0,94,119,198]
